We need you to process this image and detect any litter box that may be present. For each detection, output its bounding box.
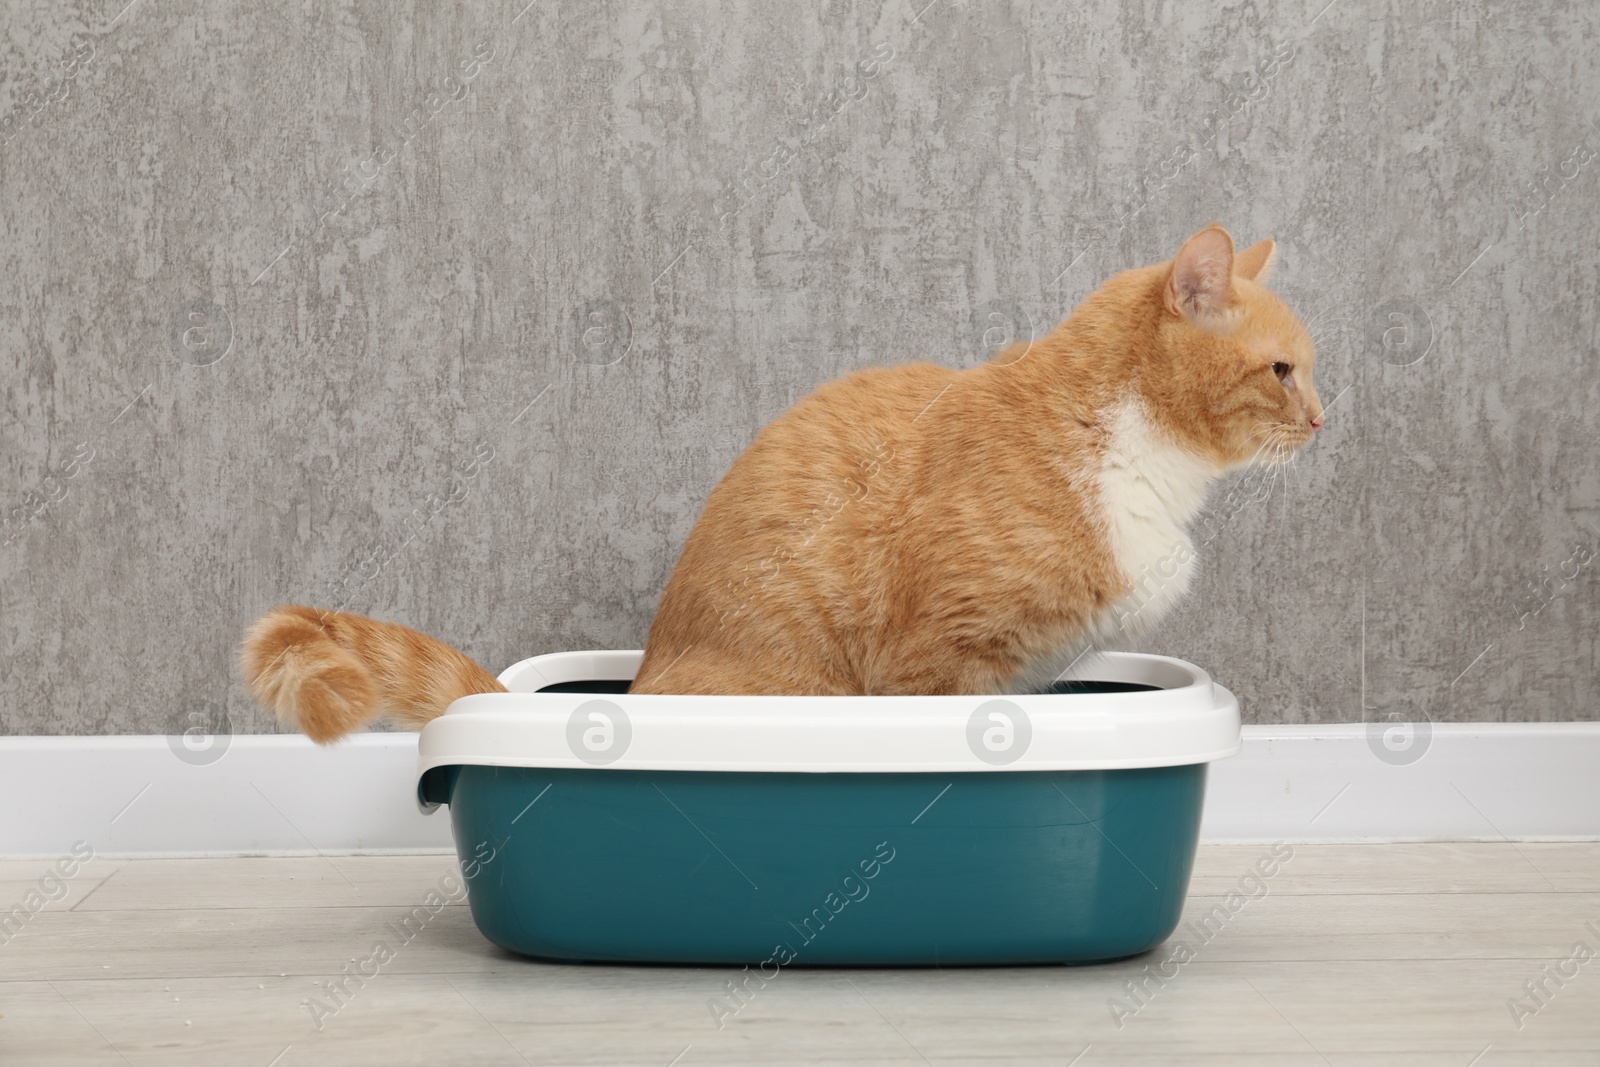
[416,649,1239,966]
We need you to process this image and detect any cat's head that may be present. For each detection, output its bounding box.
[1143,225,1324,468]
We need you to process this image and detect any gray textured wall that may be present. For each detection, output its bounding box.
[2,0,1596,738]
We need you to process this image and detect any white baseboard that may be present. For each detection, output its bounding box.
[1203,723,1600,842]
[1,724,1596,857]
[0,734,454,859]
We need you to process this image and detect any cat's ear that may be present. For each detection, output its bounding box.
[1235,237,1277,283]
[1165,225,1236,323]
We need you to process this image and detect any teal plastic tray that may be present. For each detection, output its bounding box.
[415,650,1238,966]
[421,762,1206,965]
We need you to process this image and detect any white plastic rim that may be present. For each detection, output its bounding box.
[415,650,1241,780]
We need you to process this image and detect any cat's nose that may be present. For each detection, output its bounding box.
[1309,412,1325,430]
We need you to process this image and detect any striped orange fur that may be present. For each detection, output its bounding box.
[240,605,503,742]
[242,225,1323,741]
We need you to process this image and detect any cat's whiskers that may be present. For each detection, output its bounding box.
[1243,423,1278,447]
[1297,293,1342,333]
[1243,423,1295,467]
[1244,423,1298,471]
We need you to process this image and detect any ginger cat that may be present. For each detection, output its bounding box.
[242,225,1324,742]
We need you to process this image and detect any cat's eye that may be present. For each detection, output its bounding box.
[1271,361,1294,387]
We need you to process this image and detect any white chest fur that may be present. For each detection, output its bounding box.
[1093,401,1219,635]
[1010,403,1220,694]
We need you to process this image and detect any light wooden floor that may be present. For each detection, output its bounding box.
[2,844,1598,1066]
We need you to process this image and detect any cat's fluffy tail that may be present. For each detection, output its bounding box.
[240,605,506,743]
